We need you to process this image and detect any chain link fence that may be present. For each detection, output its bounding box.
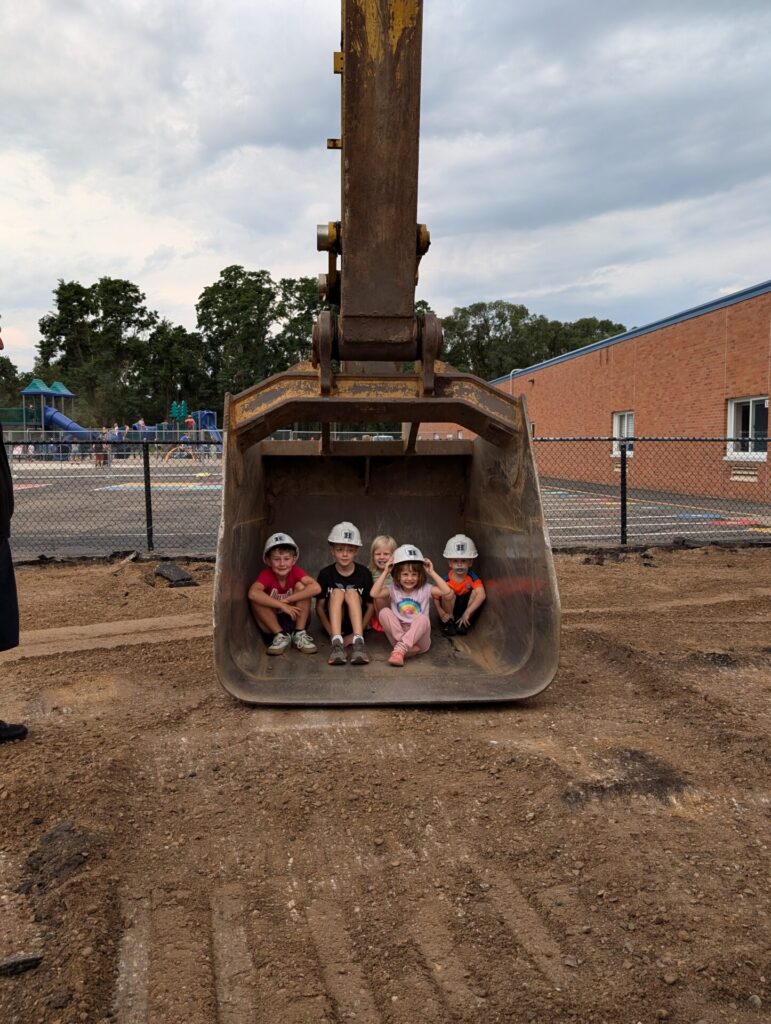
[535,437,769,548]
[5,437,769,559]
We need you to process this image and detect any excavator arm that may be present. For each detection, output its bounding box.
[314,0,440,392]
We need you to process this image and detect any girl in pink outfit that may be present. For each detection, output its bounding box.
[370,544,454,667]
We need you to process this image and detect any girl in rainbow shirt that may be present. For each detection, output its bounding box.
[371,544,453,667]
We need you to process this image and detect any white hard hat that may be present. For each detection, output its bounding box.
[263,532,299,561]
[327,521,362,546]
[392,543,424,566]
[443,534,478,559]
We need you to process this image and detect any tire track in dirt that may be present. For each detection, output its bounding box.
[562,585,771,617]
[210,887,258,1024]
[0,613,211,664]
[304,897,382,1021]
[113,898,150,1024]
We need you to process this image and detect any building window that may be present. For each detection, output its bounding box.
[611,411,634,456]
[726,396,768,460]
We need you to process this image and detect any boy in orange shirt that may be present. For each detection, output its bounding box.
[433,534,486,636]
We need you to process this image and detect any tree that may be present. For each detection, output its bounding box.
[136,320,212,423]
[441,301,625,379]
[37,277,159,423]
[273,275,325,367]
[442,301,542,379]
[0,354,22,407]
[196,266,280,396]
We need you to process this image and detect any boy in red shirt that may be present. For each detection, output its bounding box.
[248,532,321,655]
[433,534,486,636]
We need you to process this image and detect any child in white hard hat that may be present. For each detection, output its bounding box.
[248,532,321,655]
[316,521,373,666]
[371,544,453,667]
[434,534,486,636]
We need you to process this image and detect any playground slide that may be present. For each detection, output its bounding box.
[43,405,96,437]
[41,405,222,444]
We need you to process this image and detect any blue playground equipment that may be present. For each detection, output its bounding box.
[35,405,222,460]
[130,409,223,445]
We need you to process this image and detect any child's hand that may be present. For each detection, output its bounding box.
[384,557,394,572]
[423,557,434,574]
[283,603,302,622]
[457,610,472,627]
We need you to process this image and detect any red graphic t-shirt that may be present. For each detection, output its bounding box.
[256,564,308,601]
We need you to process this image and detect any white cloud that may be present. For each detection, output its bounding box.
[2,0,771,372]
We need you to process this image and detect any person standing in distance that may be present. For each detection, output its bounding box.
[0,328,28,742]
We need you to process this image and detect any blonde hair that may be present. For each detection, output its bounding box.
[369,534,397,572]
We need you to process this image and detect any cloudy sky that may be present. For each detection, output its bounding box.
[3,0,771,371]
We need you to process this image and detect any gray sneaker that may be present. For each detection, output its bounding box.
[293,630,318,654]
[267,632,292,656]
[328,638,347,666]
[349,636,370,665]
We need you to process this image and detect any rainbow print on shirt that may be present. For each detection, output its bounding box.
[396,597,422,618]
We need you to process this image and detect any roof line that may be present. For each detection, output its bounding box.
[489,277,771,384]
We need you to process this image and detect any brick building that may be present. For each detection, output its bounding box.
[422,279,770,501]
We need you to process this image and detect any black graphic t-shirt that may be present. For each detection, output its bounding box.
[316,562,373,607]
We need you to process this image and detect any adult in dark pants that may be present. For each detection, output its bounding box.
[0,329,28,743]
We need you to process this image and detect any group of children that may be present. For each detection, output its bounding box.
[248,523,486,668]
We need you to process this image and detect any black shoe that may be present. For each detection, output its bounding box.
[0,721,28,744]
[349,636,370,665]
[441,619,457,637]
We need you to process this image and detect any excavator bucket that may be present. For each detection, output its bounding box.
[213,365,560,705]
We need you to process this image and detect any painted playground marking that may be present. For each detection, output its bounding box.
[13,483,51,490]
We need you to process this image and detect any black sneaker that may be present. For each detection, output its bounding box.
[349,636,370,665]
[0,721,28,744]
[328,638,347,666]
[441,619,457,637]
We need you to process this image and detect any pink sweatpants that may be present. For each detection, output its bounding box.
[378,609,431,653]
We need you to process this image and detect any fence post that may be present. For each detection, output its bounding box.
[619,440,628,545]
[142,441,155,552]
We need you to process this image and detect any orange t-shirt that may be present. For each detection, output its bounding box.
[444,571,482,596]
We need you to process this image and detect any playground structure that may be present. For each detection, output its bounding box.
[213,0,561,706]
[2,377,222,458]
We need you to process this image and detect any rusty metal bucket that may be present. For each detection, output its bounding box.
[213,365,560,705]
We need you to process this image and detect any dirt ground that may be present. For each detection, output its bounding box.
[1,546,769,1024]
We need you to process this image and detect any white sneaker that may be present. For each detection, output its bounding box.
[292,630,318,654]
[267,632,292,655]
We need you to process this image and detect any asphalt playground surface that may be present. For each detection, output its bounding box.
[7,458,771,560]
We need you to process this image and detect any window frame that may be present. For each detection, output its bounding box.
[611,410,635,457]
[725,396,768,462]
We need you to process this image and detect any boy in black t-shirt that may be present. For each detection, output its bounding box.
[316,521,373,666]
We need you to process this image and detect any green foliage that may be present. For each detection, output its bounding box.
[195,266,323,396]
[37,278,160,425]
[26,270,625,427]
[441,301,626,379]
[0,355,22,406]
